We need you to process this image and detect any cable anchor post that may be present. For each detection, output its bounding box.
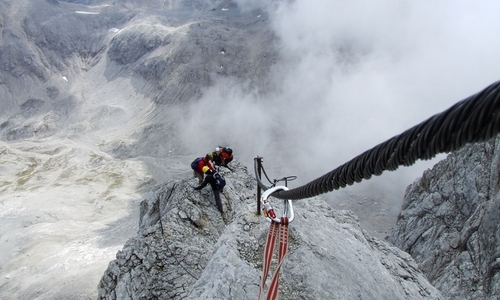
[255,156,263,215]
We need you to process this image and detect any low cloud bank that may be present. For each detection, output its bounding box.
[181,0,500,195]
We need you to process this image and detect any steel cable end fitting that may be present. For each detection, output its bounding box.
[261,186,294,223]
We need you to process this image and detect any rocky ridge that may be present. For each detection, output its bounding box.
[97,161,444,299]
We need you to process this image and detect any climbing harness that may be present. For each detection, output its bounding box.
[258,186,294,300]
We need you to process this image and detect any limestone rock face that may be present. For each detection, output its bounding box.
[0,0,278,143]
[389,136,500,300]
[97,162,443,299]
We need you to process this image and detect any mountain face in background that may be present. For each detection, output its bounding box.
[1,0,499,299]
[0,0,276,147]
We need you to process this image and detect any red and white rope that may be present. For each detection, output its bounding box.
[258,217,290,300]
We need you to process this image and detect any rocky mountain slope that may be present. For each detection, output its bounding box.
[96,138,500,300]
[389,135,500,300]
[0,0,276,147]
[97,162,444,299]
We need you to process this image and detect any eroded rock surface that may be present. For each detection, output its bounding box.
[98,162,443,299]
[390,136,500,300]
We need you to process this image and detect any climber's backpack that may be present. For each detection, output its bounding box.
[213,171,226,189]
[191,157,203,170]
[221,147,233,163]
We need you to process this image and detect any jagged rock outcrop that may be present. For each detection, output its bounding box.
[97,161,444,299]
[389,135,500,300]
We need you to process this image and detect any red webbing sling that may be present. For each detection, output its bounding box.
[258,187,294,300]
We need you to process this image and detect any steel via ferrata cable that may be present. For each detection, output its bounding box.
[257,80,500,200]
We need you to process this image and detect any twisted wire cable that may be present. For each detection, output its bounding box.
[258,80,500,200]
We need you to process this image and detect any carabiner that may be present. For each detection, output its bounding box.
[260,186,294,223]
